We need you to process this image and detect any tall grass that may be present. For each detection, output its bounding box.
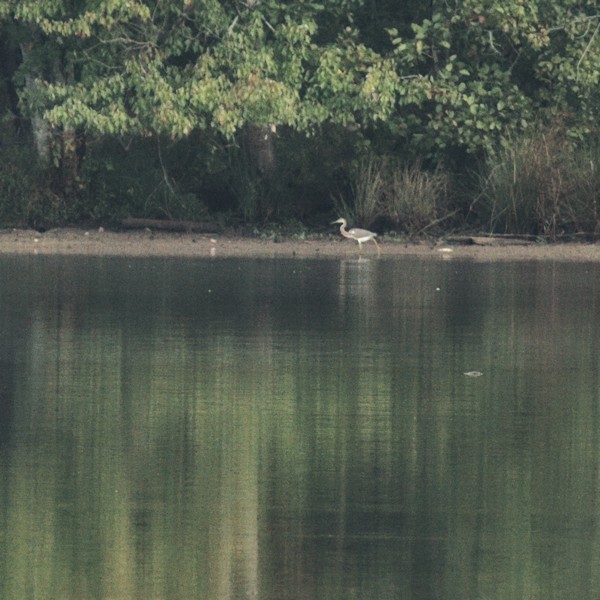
[385,160,449,234]
[333,154,385,227]
[477,128,599,235]
[334,155,450,234]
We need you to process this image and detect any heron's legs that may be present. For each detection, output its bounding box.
[371,238,381,256]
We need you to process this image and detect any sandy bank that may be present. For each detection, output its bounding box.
[0,227,598,262]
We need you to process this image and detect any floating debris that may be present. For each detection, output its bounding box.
[464,371,483,378]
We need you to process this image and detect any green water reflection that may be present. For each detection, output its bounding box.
[0,255,599,599]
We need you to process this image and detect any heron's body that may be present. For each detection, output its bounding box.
[331,218,380,254]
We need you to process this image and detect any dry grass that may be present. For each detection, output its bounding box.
[333,154,386,227]
[478,128,599,235]
[384,160,449,234]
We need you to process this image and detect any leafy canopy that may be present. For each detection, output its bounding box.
[1,0,598,156]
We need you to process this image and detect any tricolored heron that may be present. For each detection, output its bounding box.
[331,217,380,255]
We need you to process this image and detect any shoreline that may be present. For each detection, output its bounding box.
[0,227,599,262]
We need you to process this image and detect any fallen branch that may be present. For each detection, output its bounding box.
[445,232,600,245]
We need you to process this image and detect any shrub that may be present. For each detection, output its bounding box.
[0,134,65,228]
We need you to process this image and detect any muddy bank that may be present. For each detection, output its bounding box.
[0,227,598,262]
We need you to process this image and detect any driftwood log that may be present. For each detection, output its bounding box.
[445,232,600,245]
[121,217,220,233]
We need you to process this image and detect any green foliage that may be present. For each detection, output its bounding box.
[2,0,395,139]
[0,0,598,231]
[384,1,599,158]
[0,140,42,226]
[3,0,599,149]
[79,136,213,223]
[0,145,76,228]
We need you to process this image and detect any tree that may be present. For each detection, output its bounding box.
[0,0,401,215]
[380,0,599,158]
[0,0,597,221]
[0,1,395,136]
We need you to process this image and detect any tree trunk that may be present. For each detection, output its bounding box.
[243,124,276,176]
[20,41,86,199]
[19,42,52,165]
[237,124,277,220]
[0,34,21,135]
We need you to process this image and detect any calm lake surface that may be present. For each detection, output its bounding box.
[0,254,599,599]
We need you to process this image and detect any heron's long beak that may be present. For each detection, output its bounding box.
[331,218,343,224]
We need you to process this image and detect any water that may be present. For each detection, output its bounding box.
[0,255,599,599]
